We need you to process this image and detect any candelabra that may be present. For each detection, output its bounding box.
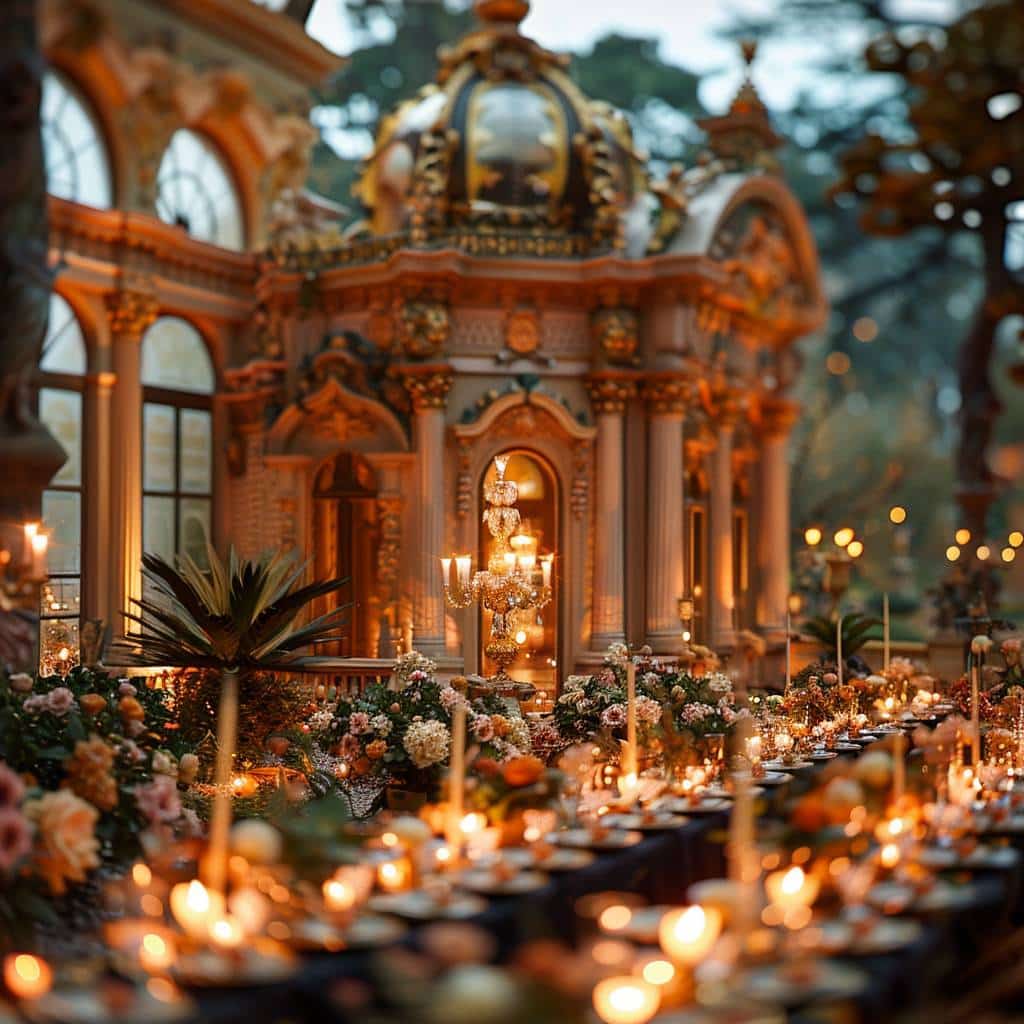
[441,455,552,695]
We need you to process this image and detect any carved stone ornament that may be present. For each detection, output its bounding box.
[376,495,403,610]
[590,306,639,366]
[396,299,450,360]
[505,308,541,356]
[399,368,454,411]
[642,376,691,415]
[585,376,636,414]
[456,439,473,519]
[104,290,159,340]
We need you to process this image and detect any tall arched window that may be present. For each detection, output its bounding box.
[41,70,113,209]
[155,130,245,251]
[37,293,87,674]
[142,317,215,569]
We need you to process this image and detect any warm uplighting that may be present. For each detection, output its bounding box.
[1010,531,1023,549]
[955,528,972,545]
[1003,548,1017,564]
[976,545,991,561]
[888,505,907,524]
[592,976,661,1024]
[847,540,864,558]
[946,545,961,562]
[833,527,855,548]
[3,953,53,1000]
[804,526,823,546]
[658,904,723,965]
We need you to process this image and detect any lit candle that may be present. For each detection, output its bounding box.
[658,904,722,965]
[22,523,37,569]
[764,865,819,912]
[970,655,981,763]
[377,857,413,892]
[322,877,356,913]
[541,555,552,589]
[623,659,638,779]
[208,916,244,950]
[503,551,517,573]
[440,557,452,588]
[519,553,536,573]
[883,592,890,673]
[30,532,48,579]
[139,930,177,972]
[170,880,225,939]
[892,731,906,801]
[3,954,52,1000]
[205,669,239,896]
[447,696,467,854]
[456,555,471,586]
[592,976,661,1024]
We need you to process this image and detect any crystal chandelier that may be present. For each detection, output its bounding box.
[441,455,552,695]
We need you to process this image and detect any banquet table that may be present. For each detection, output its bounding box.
[186,748,1024,1024]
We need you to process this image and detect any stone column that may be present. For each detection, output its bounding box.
[586,376,635,649]
[756,397,800,642]
[643,375,689,653]
[81,370,115,624]
[105,290,158,634]
[708,396,743,652]
[401,368,453,659]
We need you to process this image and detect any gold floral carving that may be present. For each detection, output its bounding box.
[104,290,159,340]
[399,368,454,411]
[396,299,450,360]
[375,496,403,613]
[571,440,590,521]
[590,306,639,365]
[456,439,473,519]
[505,308,541,356]
[756,396,801,439]
[642,376,691,415]
[585,376,636,414]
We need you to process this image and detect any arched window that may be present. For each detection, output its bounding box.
[155,130,245,251]
[41,70,113,209]
[37,293,87,673]
[141,317,215,569]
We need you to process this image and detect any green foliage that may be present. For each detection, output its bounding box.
[801,612,882,659]
[111,546,348,671]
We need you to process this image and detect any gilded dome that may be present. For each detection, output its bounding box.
[352,0,651,255]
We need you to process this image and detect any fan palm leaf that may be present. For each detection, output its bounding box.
[802,612,882,659]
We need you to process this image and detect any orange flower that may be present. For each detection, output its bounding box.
[791,795,828,832]
[118,696,145,721]
[365,739,388,761]
[79,693,106,716]
[351,757,372,777]
[473,757,502,779]
[501,755,545,788]
[490,715,510,738]
[65,736,118,811]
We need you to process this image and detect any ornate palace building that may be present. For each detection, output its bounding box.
[36,0,825,690]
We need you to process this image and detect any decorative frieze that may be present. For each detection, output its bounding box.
[585,376,637,415]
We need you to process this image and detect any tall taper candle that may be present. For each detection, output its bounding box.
[837,614,844,688]
[204,668,239,895]
[970,655,981,764]
[785,610,792,694]
[446,696,467,854]
[892,731,905,802]
[883,592,890,673]
[624,659,638,777]
[728,718,757,939]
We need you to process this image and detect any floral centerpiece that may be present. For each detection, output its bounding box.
[0,667,195,948]
[466,754,562,831]
[312,658,531,801]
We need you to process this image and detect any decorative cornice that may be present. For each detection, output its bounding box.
[585,375,637,414]
[394,365,454,411]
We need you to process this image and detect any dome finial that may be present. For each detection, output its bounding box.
[474,0,530,27]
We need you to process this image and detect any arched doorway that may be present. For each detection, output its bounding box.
[479,450,559,694]
[313,452,379,657]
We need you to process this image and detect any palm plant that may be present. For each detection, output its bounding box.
[110,545,348,893]
[802,611,881,665]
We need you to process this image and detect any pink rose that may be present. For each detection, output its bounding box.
[43,687,75,716]
[440,687,460,711]
[135,775,181,825]
[22,695,46,714]
[0,809,32,873]
[348,712,371,735]
[472,715,494,742]
[118,681,138,697]
[8,673,33,693]
[0,763,25,810]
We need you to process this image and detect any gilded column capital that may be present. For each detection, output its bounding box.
[397,365,454,411]
[104,290,159,341]
[709,387,748,431]
[585,375,637,414]
[756,395,801,439]
[642,374,691,415]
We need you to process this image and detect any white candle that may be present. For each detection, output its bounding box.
[22,522,38,569]
[30,533,48,579]
[728,721,757,938]
[892,731,906,801]
[455,556,471,587]
[447,697,467,854]
[204,669,239,895]
[624,660,638,777]
[970,656,981,763]
[836,613,844,688]
[785,610,792,694]
[503,552,517,573]
[883,593,890,672]
[440,557,451,587]
[541,556,552,589]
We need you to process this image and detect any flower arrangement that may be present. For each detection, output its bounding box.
[312,662,531,796]
[0,667,195,947]
[664,672,742,740]
[466,754,563,824]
